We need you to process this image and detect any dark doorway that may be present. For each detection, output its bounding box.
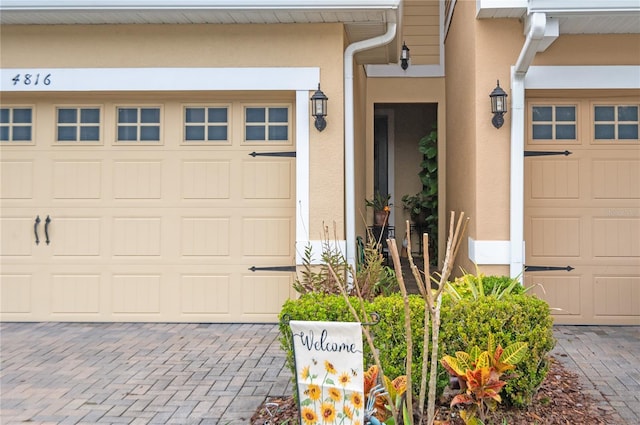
[374,103,438,261]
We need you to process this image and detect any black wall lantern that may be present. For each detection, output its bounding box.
[489,80,508,129]
[400,42,410,70]
[310,84,328,132]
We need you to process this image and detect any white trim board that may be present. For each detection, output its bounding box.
[1,67,320,92]
[468,238,510,265]
[525,66,640,89]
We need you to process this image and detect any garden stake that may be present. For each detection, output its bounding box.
[327,264,399,421]
[401,211,468,424]
[388,237,414,425]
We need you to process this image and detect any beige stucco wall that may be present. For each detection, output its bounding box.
[0,23,347,238]
[444,1,479,273]
[474,17,523,244]
[533,34,640,66]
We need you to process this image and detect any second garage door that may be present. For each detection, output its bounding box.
[525,95,640,325]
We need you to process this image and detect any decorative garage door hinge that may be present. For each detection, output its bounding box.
[248,265,297,272]
[524,265,574,272]
[524,150,572,157]
[248,151,296,157]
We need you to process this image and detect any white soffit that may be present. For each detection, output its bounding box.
[477,0,640,34]
[0,1,400,25]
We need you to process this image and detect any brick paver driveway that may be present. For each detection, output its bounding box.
[1,323,638,424]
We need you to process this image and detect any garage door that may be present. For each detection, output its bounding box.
[525,96,640,325]
[0,95,296,322]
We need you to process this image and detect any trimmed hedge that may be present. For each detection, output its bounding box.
[279,293,449,400]
[439,294,555,407]
[279,291,555,408]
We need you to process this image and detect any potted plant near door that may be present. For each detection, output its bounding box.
[366,191,392,226]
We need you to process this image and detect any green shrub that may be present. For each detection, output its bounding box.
[439,294,555,407]
[278,293,449,401]
[368,294,450,397]
[279,287,555,409]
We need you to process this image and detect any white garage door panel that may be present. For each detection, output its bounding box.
[529,158,580,199]
[592,217,640,257]
[243,160,292,199]
[181,160,231,199]
[1,160,34,199]
[113,161,163,199]
[528,274,582,316]
[241,273,292,315]
[112,274,162,314]
[594,274,640,317]
[180,273,231,314]
[529,216,581,257]
[243,216,293,257]
[592,159,639,199]
[51,274,101,314]
[113,217,162,256]
[52,217,101,256]
[52,161,102,199]
[181,217,231,256]
[0,216,34,257]
[0,273,32,314]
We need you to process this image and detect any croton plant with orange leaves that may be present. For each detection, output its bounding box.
[363,365,408,423]
[440,334,528,425]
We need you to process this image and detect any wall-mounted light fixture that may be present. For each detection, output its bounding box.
[489,80,508,129]
[310,84,328,132]
[400,42,410,70]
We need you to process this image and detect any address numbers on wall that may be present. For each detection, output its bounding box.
[11,73,52,87]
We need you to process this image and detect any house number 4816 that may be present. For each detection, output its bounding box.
[11,73,52,86]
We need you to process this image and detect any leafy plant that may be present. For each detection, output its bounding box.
[366,191,393,212]
[382,374,411,425]
[441,334,528,424]
[445,269,525,301]
[291,239,346,296]
[356,230,398,300]
[402,126,438,263]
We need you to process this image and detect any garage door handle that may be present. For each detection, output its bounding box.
[34,216,41,245]
[44,215,51,245]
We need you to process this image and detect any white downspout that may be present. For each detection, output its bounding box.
[510,12,547,279]
[344,22,397,269]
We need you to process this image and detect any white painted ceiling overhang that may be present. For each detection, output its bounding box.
[477,0,640,34]
[0,0,401,65]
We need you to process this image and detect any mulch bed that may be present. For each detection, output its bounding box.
[251,355,622,424]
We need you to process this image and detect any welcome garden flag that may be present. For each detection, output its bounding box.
[290,320,365,425]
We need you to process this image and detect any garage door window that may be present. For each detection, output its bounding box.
[116,107,161,143]
[244,106,289,142]
[594,105,638,141]
[531,105,577,141]
[0,107,33,143]
[56,107,101,143]
[184,106,229,143]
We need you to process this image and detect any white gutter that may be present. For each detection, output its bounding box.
[344,22,397,269]
[509,12,547,279]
